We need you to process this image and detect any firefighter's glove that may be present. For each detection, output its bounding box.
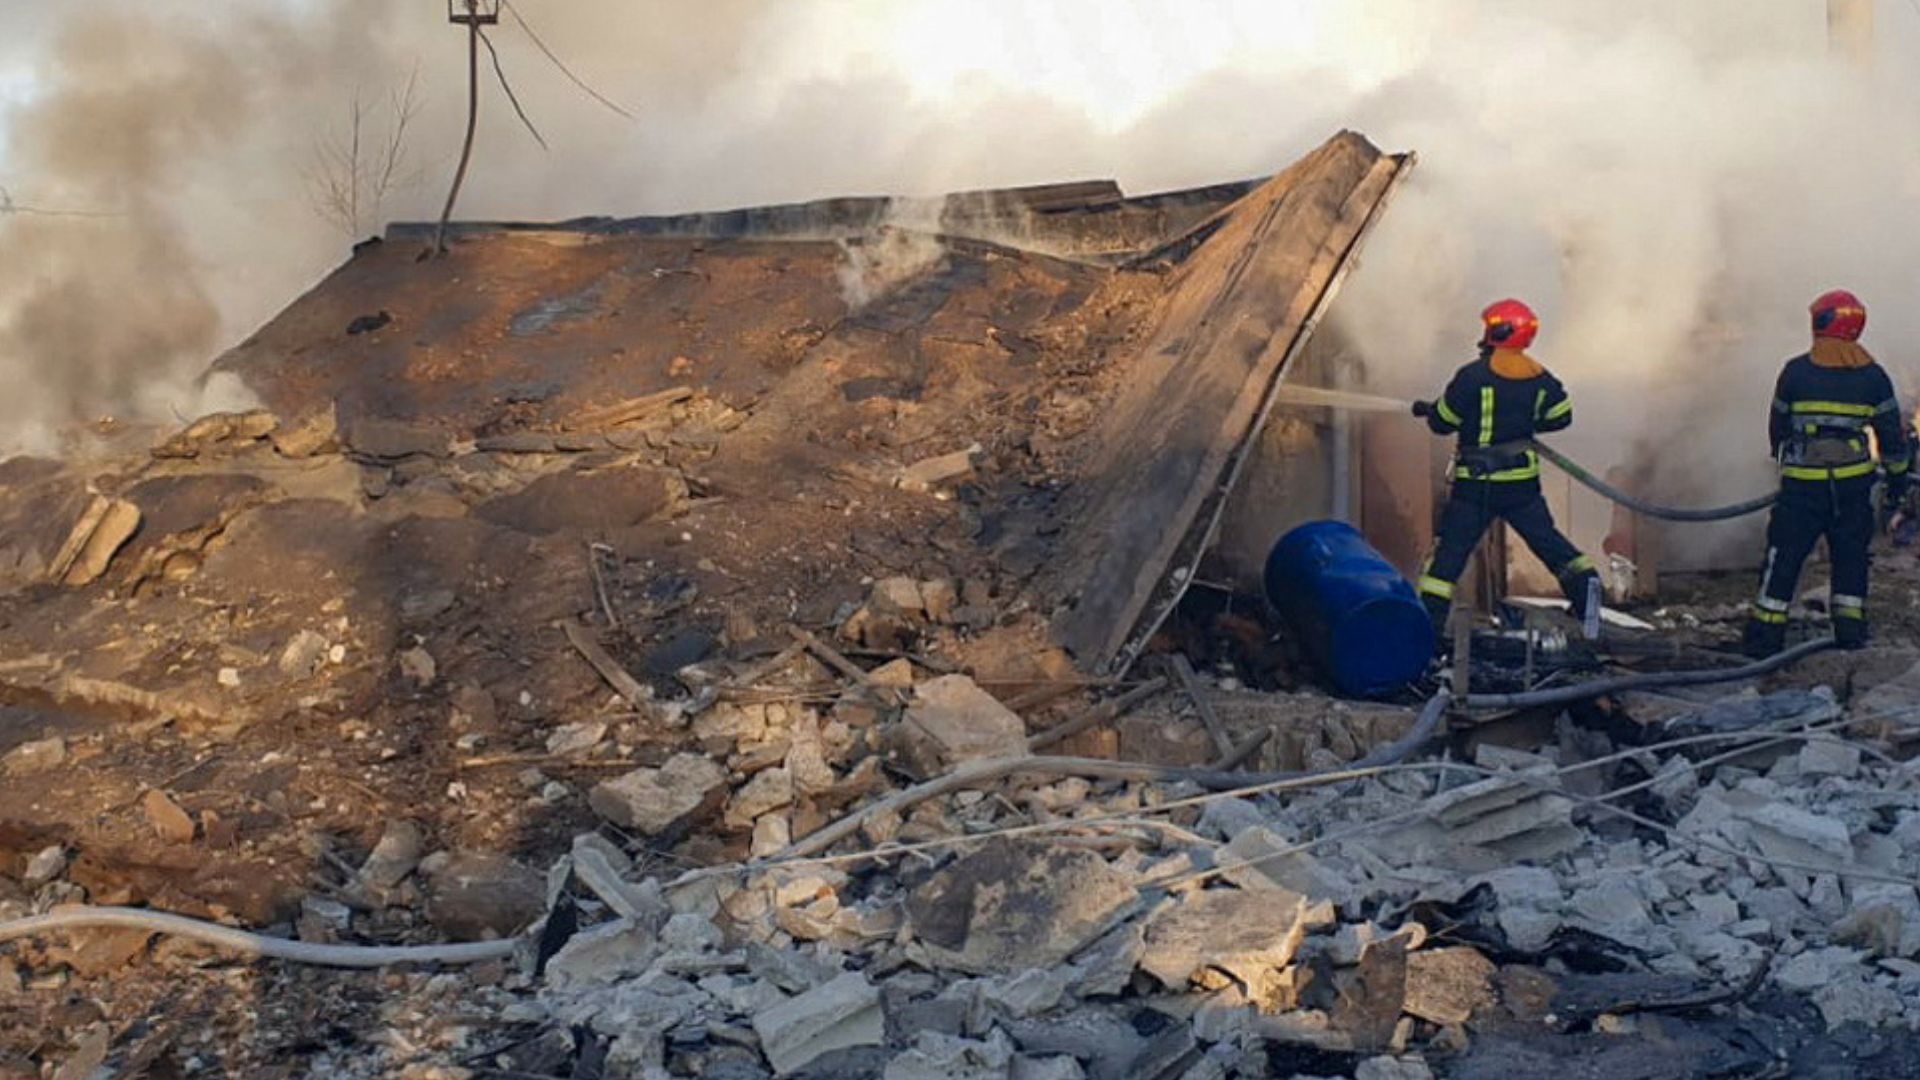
[1885,476,1911,525]
[1410,400,1433,419]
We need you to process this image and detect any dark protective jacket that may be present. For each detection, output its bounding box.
[1424,349,1572,482]
[1768,353,1911,484]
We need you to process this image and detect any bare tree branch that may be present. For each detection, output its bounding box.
[304,68,430,237]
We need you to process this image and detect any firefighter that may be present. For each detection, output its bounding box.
[1410,299,1601,636]
[1743,289,1910,656]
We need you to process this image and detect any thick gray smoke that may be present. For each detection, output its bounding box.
[3,1,1918,568]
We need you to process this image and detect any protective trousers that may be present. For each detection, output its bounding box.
[1417,478,1599,631]
[1744,474,1874,654]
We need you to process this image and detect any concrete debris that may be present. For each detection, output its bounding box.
[1733,800,1855,867]
[1140,889,1306,1006]
[2,736,66,775]
[907,841,1136,974]
[884,1030,1015,1080]
[359,819,427,896]
[546,720,608,756]
[1010,1056,1086,1080]
[23,844,67,887]
[419,851,546,940]
[1354,1057,1435,1080]
[751,971,884,1076]
[50,495,140,586]
[590,753,729,835]
[153,410,278,458]
[1400,947,1495,1027]
[1421,773,1577,856]
[896,674,1029,775]
[899,445,980,493]
[140,788,196,845]
[981,967,1075,1019]
[870,658,917,689]
[270,402,340,458]
[1798,740,1862,779]
[1777,946,1868,992]
[725,767,795,830]
[398,646,438,688]
[1219,825,1355,905]
[278,629,331,677]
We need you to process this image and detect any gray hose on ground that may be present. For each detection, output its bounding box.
[1529,440,1776,522]
[1461,636,1834,711]
[0,907,519,968]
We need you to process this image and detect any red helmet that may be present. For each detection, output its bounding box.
[1811,289,1866,341]
[1480,299,1539,350]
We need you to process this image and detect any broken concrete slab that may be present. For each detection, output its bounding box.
[1733,801,1854,867]
[1798,740,1862,780]
[895,674,1029,776]
[725,767,795,830]
[572,834,669,927]
[1401,947,1496,1026]
[1813,977,1905,1031]
[546,918,661,989]
[420,851,546,940]
[1139,889,1307,992]
[1218,825,1355,906]
[1777,946,1870,992]
[883,1030,1016,1080]
[751,971,884,1076]
[590,753,728,836]
[906,841,1136,975]
[982,967,1075,1020]
[1071,922,1145,998]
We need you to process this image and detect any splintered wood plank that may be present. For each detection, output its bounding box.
[1048,131,1412,672]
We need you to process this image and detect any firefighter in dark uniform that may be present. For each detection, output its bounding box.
[1743,289,1910,656]
[1410,299,1602,634]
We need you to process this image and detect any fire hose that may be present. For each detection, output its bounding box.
[1273,385,1779,522]
[1524,439,1776,523]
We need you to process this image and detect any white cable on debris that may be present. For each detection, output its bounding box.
[1161,702,1920,892]
[673,698,1913,888]
[0,907,518,969]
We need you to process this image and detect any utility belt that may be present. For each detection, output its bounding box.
[1778,431,1874,482]
[1453,443,1540,483]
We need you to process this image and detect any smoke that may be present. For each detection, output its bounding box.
[4,0,1919,571]
[832,191,957,310]
[0,2,409,449]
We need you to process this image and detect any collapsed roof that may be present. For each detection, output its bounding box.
[207,129,1409,678]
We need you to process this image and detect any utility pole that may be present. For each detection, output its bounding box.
[434,0,500,255]
[1829,0,1874,68]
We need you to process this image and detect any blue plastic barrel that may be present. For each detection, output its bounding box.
[1264,520,1434,698]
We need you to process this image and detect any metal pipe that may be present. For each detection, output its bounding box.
[1461,637,1835,710]
[434,4,483,254]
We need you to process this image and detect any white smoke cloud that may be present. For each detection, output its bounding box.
[4,0,1919,575]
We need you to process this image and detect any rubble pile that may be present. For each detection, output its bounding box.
[13,636,1898,1079]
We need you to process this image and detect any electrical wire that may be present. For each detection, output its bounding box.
[477,27,549,151]
[501,0,637,121]
[0,186,121,219]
